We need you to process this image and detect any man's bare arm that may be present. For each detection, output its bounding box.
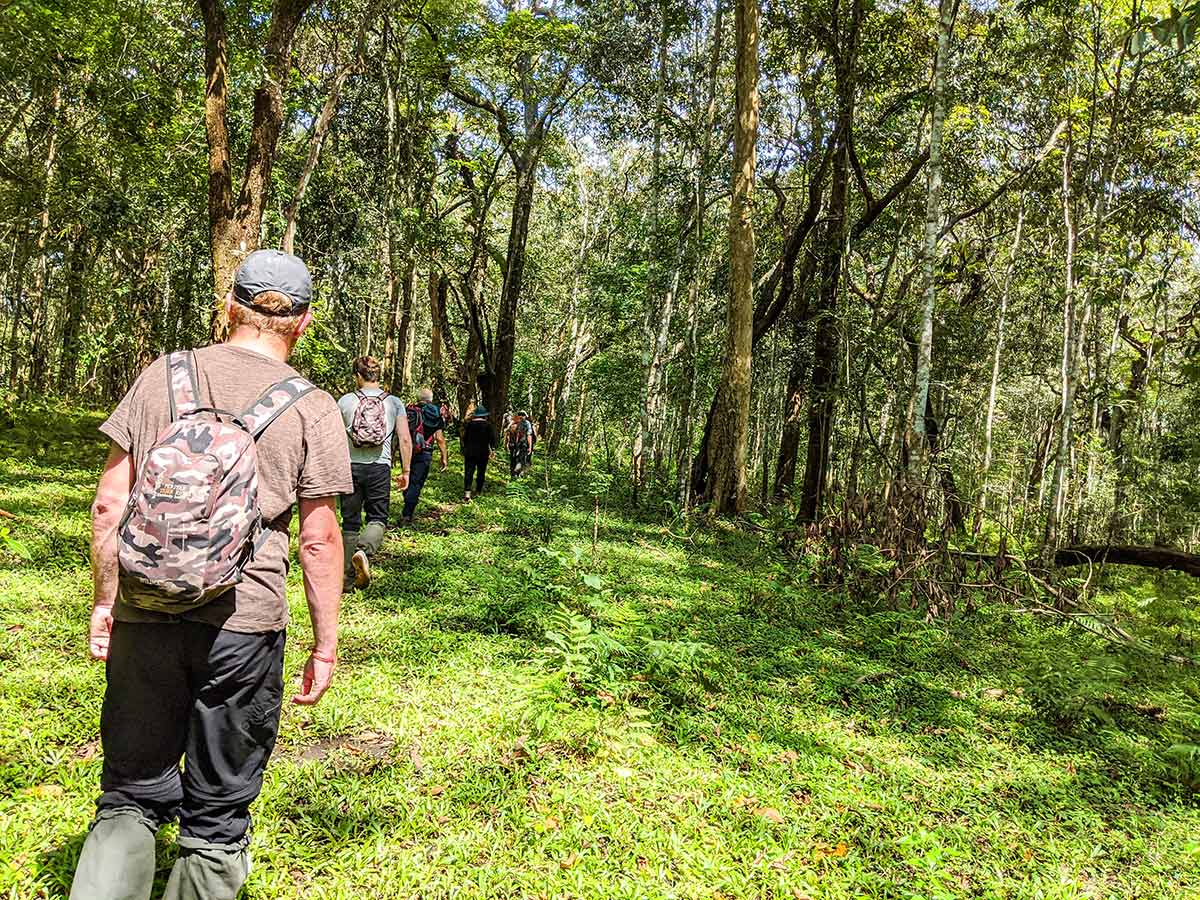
[394,413,413,489]
[294,496,342,705]
[89,442,134,660]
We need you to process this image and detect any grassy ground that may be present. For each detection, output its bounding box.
[1,407,1199,899]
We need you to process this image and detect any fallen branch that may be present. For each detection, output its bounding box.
[1054,544,1200,578]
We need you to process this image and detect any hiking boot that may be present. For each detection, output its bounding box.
[351,550,370,589]
[401,515,413,527]
[464,490,472,502]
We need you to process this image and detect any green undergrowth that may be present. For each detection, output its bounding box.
[1,407,1199,898]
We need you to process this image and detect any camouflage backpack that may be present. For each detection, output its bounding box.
[118,351,315,614]
[348,390,389,447]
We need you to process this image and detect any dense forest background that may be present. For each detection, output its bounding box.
[1,0,1198,554]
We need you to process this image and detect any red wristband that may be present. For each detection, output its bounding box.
[311,649,337,664]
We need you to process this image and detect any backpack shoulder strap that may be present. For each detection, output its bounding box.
[242,376,317,439]
[166,351,200,421]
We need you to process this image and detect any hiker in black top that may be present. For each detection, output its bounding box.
[460,405,496,500]
[401,387,448,524]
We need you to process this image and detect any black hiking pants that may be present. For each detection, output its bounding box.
[96,620,285,842]
[464,455,488,493]
[71,621,284,900]
[341,461,392,532]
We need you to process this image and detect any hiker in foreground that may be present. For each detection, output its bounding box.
[460,404,496,501]
[73,250,351,900]
[337,355,412,589]
[507,410,535,477]
[401,388,448,524]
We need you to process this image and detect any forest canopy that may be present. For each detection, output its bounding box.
[1,0,1198,549]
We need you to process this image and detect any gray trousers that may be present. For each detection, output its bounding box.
[69,808,250,900]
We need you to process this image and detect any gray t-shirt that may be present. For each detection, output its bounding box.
[338,388,406,466]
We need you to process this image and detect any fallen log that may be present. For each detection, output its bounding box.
[1054,545,1200,578]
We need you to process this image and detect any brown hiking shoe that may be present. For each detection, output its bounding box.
[351,550,370,589]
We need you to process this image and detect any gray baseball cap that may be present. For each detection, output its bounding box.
[233,249,312,316]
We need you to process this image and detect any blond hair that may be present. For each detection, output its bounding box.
[227,290,304,339]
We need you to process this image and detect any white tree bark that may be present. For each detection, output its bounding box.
[909,0,955,472]
[980,203,1023,511]
[1045,124,1080,547]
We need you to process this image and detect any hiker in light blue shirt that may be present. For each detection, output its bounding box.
[336,356,411,589]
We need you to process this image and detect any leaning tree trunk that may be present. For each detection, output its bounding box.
[701,0,759,516]
[487,158,537,423]
[280,9,369,253]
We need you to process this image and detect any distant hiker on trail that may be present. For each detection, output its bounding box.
[507,410,535,477]
[74,249,351,900]
[337,355,412,590]
[401,387,448,524]
[439,397,457,438]
[460,404,496,501]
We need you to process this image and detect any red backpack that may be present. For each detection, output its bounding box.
[406,403,440,453]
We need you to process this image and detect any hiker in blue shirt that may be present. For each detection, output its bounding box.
[401,387,448,524]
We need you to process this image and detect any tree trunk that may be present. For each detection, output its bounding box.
[773,256,817,500]
[980,203,1023,515]
[57,230,91,393]
[430,270,451,401]
[908,0,955,472]
[24,82,62,396]
[487,158,537,422]
[633,230,687,504]
[392,261,415,395]
[700,0,759,516]
[1045,123,1081,547]
[199,0,313,338]
[797,0,860,523]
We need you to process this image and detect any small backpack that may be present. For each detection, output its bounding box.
[406,403,439,453]
[348,390,389,447]
[118,351,315,614]
[508,419,532,450]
